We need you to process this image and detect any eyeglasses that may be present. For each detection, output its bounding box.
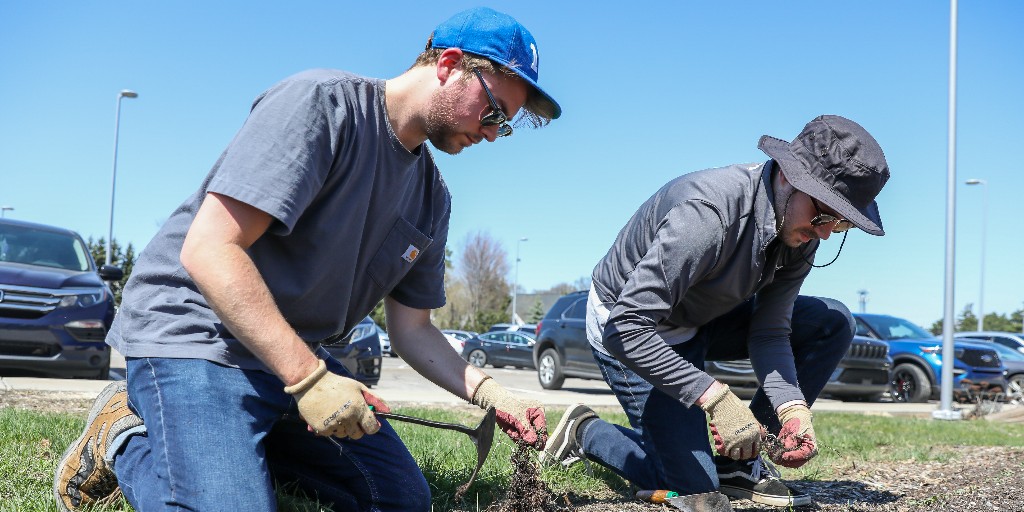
[810,198,855,233]
[472,69,513,138]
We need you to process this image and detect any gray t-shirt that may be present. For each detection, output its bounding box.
[108,69,451,371]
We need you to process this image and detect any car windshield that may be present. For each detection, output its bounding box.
[0,224,91,272]
[860,315,934,340]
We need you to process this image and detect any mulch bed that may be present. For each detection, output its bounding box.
[5,389,1022,512]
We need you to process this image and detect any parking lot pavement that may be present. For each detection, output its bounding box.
[2,351,936,417]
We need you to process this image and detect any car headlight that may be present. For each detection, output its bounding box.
[347,324,376,343]
[59,288,108,308]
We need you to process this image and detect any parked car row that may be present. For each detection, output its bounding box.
[526,290,1017,404]
[3,219,1017,406]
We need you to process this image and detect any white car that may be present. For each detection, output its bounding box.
[378,326,394,357]
[444,333,466,354]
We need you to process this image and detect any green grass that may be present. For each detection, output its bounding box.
[4,406,1024,511]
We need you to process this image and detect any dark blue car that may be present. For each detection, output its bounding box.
[854,313,1006,403]
[462,330,536,370]
[0,218,122,379]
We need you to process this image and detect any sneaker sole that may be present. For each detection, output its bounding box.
[53,381,126,512]
[539,404,591,466]
[719,483,811,507]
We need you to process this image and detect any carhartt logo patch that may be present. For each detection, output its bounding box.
[402,245,420,263]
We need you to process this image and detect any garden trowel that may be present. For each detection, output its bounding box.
[375,407,496,490]
[636,489,735,511]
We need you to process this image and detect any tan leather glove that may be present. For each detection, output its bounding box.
[767,403,817,468]
[700,384,762,460]
[470,376,547,449]
[284,359,386,439]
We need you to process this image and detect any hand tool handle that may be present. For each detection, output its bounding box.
[636,490,678,504]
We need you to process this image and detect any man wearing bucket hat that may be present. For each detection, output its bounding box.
[543,115,889,509]
[54,7,559,512]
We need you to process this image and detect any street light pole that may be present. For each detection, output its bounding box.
[106,89,138,266]
[0,206,12,218]
[511,237,528,324]
[965,179,987,332]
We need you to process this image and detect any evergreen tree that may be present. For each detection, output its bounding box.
[86,236,136,307]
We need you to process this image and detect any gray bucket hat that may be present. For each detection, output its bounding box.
[758,115,890,236]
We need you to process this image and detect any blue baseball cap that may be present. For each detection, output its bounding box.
[431,7,561,119]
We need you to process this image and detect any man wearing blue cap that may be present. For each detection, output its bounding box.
[542,115,890,510]
[54,8,559,512]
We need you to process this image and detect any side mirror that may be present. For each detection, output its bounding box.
[98,265,124,282]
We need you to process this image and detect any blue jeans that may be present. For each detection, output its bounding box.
[112,350,430,512]
[579,296,853,494]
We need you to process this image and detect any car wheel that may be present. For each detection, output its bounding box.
[1007,373,1024,404]
[537,348,565,390]
[890,363,930,403]
[468,349,487,368]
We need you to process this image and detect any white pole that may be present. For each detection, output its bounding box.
[934,0,961,421]
[106,89,138,266]
[512,237,527,324]
[965,179,987,332]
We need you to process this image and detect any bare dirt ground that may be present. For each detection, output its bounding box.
[556,445,1024,512]
[6,390,1022,512]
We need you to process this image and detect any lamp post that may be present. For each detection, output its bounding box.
[511,237,528,324]
[965,178,987,332]
[0,206,12,218]
[106,89,138,266]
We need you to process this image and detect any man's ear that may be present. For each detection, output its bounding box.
[436,47,464,84]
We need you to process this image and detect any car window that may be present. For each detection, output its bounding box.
[858,315,932,340]
[0,225,90,272]
[511,333,532,345]
[854,318,874,337]
[993,337,1021,351]
[481,333,505,343]
[564,299,586,320]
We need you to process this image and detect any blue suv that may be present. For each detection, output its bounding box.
[0,218,123,379]
[853,313,1006,403]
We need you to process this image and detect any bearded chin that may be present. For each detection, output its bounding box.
[426,127,463,155]
[424,88,465,155]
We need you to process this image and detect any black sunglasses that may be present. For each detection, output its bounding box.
[472,69,513,138]
[810,198,855,233]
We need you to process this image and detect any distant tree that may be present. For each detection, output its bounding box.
[957,304,978,332]
[457,231,510,333]
[929,303,1024,335]
[369,299,386,330]
[527,298,546,323]
[86,237,136,307]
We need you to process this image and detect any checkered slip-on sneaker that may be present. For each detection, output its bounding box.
[539,403,596,467]
[54,381,142,511]
[717,455,811,507]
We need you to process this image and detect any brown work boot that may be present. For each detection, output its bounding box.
[53,381,143,511]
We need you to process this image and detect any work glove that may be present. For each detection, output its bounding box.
[470,376,547,449]
[766,403,817,468]
[700,384,762,460]
[284,359,390,439]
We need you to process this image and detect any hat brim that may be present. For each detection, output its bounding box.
[463,51,561,120]
[759,135,885,236]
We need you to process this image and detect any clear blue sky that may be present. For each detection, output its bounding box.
[2,1,1022,328]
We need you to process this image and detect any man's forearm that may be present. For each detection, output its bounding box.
[384,298,486,401]
[182,241,318,387]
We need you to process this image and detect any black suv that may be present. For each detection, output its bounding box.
[534,290,892,400]
[323,316,382,387]
[706,336,892,401]
[0,218,122,379]
[533,291,601,389]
